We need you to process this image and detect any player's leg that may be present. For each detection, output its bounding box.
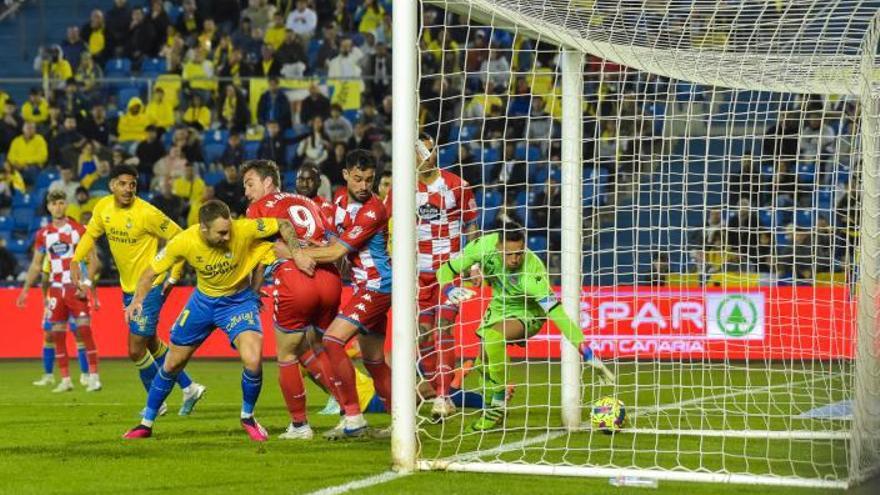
[34,319,56,386]
[416,274,439,387]
[64,288,101,391]
[321,317,365,438]
[235,331,267,441]
[468,318,527,432]
[358,332,391,411]
[47,289,73,392]
[276,328,313,440]
[70,319,90,385]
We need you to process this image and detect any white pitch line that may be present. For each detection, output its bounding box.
[302,470,409,495]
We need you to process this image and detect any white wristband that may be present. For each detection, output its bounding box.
[167,278,178,285]
[81,279,93,288]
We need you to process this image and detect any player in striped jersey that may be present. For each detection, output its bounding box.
[385,134,478,419]
[17,190,102,392]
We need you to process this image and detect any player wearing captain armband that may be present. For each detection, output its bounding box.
[70,165,205,416]
[437,223,615,432]
[122,200,312,441]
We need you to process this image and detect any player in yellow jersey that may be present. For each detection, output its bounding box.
[122,200,314,441]
[70,165,206,416]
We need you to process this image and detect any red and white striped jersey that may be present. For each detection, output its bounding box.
[385,169,477,273]
[333,192,391,293]
[34,219,86,288]
[246,192,334,247]
[311,195,337,225]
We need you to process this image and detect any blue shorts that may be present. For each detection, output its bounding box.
[122,285,165,337]
[170,288,263,348]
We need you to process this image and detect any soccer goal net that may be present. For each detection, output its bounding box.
[389,0,880,489]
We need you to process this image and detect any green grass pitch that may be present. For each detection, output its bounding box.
[0,359,874,494]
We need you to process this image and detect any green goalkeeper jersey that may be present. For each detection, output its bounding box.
[437,233,584,346]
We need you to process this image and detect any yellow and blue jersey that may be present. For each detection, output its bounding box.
[73,196,183,293]
[151,218,278,297]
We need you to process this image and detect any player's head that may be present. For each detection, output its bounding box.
[296,163,320,198]
[46,189,68,220]
[498,223,526,270]
[343,150,376,202]
[377,170,392,200]
[241,159,281,203]
[109,164,139,207]
[415,132,437,173]
[199,200,233,248]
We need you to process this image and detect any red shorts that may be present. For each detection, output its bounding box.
[273,263,342,333]
[418,272,459,326]
[46,285,90,324]
[338,288,392,335]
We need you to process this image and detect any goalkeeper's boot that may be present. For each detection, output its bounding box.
[279,422,314,440]
[52,378,74,393]
[122,424,152,439]
[33,374,55,387]
[318,396,341,416]
[179,383,206,416]
[466,407,504,433]
[431,396,457,421]
[241,416,269,442]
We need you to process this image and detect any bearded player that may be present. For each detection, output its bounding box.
[17,190,102,392]
[278,150,391,439]
[122,200,311,441]
[437,224,615,432]
[241,159,342,440]
[71,165,205,415]
[385,134,478,420]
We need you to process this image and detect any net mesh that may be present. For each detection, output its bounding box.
[408,0,880,487]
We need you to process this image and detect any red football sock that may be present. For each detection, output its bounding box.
[418,338,437,382]
[51,332,70,378]
[432,334,457,397]
[300,348,333,392]
[363,358,392,411]
[278,359,308,424]
[314,348,343,400]
[76,324,99,373]
[322,335,362,416]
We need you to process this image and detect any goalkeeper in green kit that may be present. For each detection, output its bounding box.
[437,223,615,432]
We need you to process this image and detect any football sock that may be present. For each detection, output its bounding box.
[433,333,456,397]
[363,358,392,411]
[300,348,333,392]
[42,342,55,375]
[152,340,193,389]
[322,334,362,416]
[76,325,99,373]
[450,387,485,409]
[241,367,262,418]
[51,332,70,378]
[418,339,437,381]
[76,342,89,374]
[134,352,158,392]
[278,359,307,424]
[143,368,177,425]
[478,327,508,399]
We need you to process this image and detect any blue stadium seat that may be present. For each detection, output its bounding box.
[138,191,155,202]
[285,145,299,167]
[480,207,499,229]
[527,235,548,254]
[105,57,132,77]
[204,129,229,145]
[29,216,50,233]
[817,187,834,209]
[0,230,11,246]
[836,164,851,184]
[141,57,167,77]
[11,207,33,231]
[283,170,297,189]
[244,141,260,160]
[0,216,12,232]
[35,168,59,189]
[203,143,226,165]
[7,238,29,254]
[307,38,323,71]
[481,189,502,209]
[759,210,774,227]
[458,125,477,142]
[438,146,458,168]
[482,147,500,164]
[514,143,540,162]
[117,87,142,110]
[203,171,225,187]
[351,33,365,46]
[11,191,38,208]
[795,209,815,228]
[797,162,816,182]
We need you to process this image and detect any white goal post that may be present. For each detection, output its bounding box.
[391,0,880,488]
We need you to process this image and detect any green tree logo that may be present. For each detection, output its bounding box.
[716,295,758,337]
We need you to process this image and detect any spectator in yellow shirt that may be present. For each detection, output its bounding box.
[21,88,49,126]
[355,0,384,34]
[264,12,287,50]
[145,87,175,129]
[172,161,208,226]
[182,93,212,131]
[39,45,74,93]
[117,97,151,147]
[0,163,26,208]
[81,10,106,60]
[6,122,48,185]
[182,47,217,101]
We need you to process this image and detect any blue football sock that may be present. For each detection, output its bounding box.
[450,387,484,409]
[144,368,178,422]
[76,344,89,375]
[42,344,55,374]
[134,352,159,392]
[153,345,193,389]
[240,368,262,417]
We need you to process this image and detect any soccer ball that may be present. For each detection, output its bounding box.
[590,396,626,433]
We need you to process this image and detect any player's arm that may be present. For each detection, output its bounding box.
[71,209,105,287]
[86,251,102,309]
[16,249,46,308]
[437,237,487,304]
[144,207,185,284]
[297,204,384,264]
[293,239,349,264]
[276,219,316,276]
[124,238,182,324]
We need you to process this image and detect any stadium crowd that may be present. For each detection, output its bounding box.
[0,0,863,286]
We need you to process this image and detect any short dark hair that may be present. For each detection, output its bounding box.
[199,200,231,226]
[380,170,392,179]
[500,222,525,244]
[298,162,320,177]
[109,164,138,181]
[46,190,67,203]
[240,159,280,187]
[344,150,376,171]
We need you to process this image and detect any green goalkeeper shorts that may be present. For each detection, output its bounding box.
[477,300,546,344]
